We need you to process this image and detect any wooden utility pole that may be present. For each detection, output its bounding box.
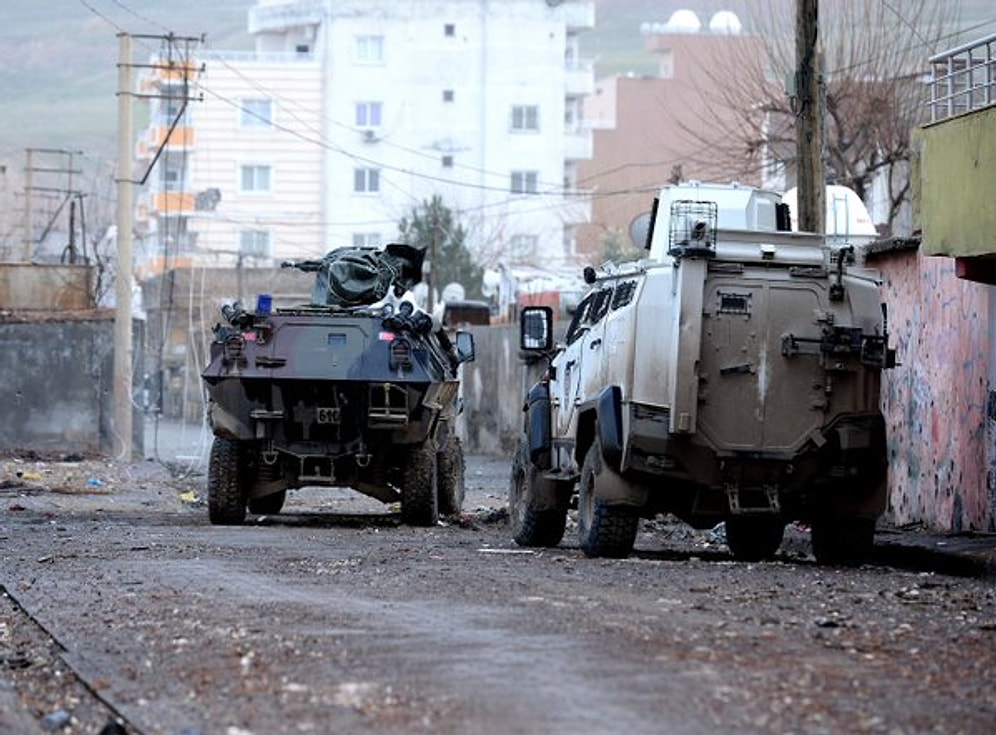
[114,32,135,459]
[795,0,825,234]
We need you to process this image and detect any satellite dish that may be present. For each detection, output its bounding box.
[441,282,465,303]
[629,211,653,249]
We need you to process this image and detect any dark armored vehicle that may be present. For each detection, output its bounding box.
[201,243,475,526]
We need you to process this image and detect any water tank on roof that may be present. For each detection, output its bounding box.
[640,21,652,36]
[665,9,702,33]
[709,11,743,35]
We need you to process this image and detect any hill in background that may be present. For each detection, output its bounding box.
[0,0,993,170]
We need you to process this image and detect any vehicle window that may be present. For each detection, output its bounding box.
[589,287,613,324]
[611,280,638,310]
[564,294,594,345]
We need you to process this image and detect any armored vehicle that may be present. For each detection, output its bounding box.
[201,243,475,527]
[512,183,895,564]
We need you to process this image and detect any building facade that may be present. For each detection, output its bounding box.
[577,10,763,260]
[136,0,595,279]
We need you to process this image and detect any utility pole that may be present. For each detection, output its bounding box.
[117,31,202,443]
[795,0,824,234]
[115,32,135,459]
[23,149,33,261]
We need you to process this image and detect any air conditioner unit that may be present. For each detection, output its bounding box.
[363,129,378,143]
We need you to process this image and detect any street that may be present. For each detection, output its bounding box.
[1,450,994,735]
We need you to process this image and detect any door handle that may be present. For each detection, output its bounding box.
[589,339,602,349]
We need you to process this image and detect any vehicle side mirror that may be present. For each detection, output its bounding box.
[454,331,475,363]
[520,306,553,352]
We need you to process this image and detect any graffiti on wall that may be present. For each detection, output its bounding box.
[877,250,992,532]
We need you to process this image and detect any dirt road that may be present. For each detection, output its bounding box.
[1,454,994,734]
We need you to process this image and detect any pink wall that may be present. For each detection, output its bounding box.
[874,248,994,532]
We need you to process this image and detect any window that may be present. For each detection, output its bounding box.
[352,232,382,248]
[240,164,272,193]
[354,168,380,193]
[240,99,273,128]
[355,35,384,64]
[442,155,454,168]
[159,96,185,124]
[611,280,638,310]
[442,89,454,103]
[565,292,594,345]
[355,101,382,128]
[161,165,184,192]
[510,234,538,260]
[444,23,455,37]
[511,105,539,132]
[295,44,310,54]
[239,229,271,258]
[510,170,539,194]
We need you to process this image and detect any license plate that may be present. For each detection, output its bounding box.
[316,407,339,424]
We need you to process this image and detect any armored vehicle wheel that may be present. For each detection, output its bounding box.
[437,435,466,517]
[509,444,568,548]
[401,444,439,527]
[812,516,876,566]
[578,441,639,558]
[248,490,286,516]
[208,437,247,525]
[725,516,785,562]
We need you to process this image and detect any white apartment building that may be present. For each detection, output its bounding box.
[135,48,323,276]
[136,0,594,277]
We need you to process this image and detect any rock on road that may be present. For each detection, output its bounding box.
[0,452,994,735]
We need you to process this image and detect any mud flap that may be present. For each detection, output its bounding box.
[597,385,624,472]
[525,381,552,467]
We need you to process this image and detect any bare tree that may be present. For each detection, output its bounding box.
[674,0,958,233]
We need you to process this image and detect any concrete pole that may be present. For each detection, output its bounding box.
[795,0,825,234]
[114,33,134,459]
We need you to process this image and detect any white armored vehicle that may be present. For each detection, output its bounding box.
[512,183,895,564]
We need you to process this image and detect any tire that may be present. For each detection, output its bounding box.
[248,490,286,515]
[812,516,876,566]
[725,516,785,562]
[208,437,247,525]
[436,435,466,517]
[509,444,568,548]
[578,440,639,558]
[401,443,439,526]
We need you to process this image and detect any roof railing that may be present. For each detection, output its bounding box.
[927,32,996,123]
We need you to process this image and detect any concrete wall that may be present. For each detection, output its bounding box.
[871,246,994,532]
[0,312,143,457]
[0,263,94,310]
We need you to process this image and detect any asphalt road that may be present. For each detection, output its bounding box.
[1,451,994,735]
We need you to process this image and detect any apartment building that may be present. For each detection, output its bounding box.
[135,47,322,277]
[577,10,764,258]
[136,0,595,278]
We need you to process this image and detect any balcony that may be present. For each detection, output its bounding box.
[138,59,201,93]
[565,59,594,97]
[917,32,996,275]
[564,126,593,161]
[927,34,995,122]
[151,191,196,215]
[561,0,596,31]
[248,2,323,34]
